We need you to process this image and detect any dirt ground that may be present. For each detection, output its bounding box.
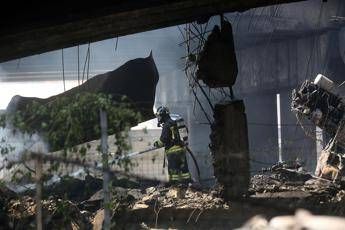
[2,168,345,230]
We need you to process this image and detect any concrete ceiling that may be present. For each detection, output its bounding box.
[0,0,305,63]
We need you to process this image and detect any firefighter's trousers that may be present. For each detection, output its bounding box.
[166,145,191,183]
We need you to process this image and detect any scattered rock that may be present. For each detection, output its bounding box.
[92,209,104,230]
[133,186,227,210]
[7,196,92,229]
[132,203,149,209]
[166,187,185,199]
[145,186,156,195]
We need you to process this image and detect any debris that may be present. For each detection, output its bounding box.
[132,203,149,210]
[166,187,185,199]
[291,75,345,144]
[238,209,345,230]
[197,20,238,87]
[133,186,228,210]
[7,196,92,229]
[92,209,104,230]
[145,186,156,195]
[43,175,103,202]
[292,74,345,179]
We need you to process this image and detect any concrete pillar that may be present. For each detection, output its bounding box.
[211,100,249,199]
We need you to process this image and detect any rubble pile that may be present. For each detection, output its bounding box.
[251,172,335,195]
[291,76,345,180]
[0,186,16,229]
[132,186,229,210]
[43,175,103,202]
[2,170,345,229]
[331,189,345,203]
[7,196,92,229]
[291,77,345,144]
[0,174,144,229]
[249,168,345,216]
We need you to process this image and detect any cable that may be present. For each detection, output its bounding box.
[82,43,90,84]
[86,43,91,81]
[16,58,21,70]
[61,49,66,92]
[113,37,119,55]
[77,45,80,85]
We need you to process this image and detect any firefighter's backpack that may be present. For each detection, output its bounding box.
[171,114,188,146]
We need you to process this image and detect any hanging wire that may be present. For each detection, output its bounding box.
[82,43,90,84]
[86,44,91,81]
[77,45,80,85]
[61,49,66,92]
[181,20,221,125]
[16,58,21,70]
[112,37,119,66]
[115,37,118,50]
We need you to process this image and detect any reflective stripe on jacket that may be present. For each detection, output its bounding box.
[169,172,191,181]
[166,145,185,155]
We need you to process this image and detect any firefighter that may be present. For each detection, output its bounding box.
[153,106,191,184]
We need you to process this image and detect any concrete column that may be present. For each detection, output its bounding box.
[211,100,249,199]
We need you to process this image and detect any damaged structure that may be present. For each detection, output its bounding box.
[2,0,345,229]
[292,74,345,181]
[5,53,159,151]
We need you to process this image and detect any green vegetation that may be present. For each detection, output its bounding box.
[1,92,143,177]
[7,93,141,151]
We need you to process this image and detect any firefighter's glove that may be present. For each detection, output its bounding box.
[153,141,160,148]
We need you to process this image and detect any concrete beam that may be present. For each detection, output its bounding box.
[0,0,305,63]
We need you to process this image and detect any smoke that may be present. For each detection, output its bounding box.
[0,125,49,180]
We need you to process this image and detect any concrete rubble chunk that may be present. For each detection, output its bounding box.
[166,187,185,199]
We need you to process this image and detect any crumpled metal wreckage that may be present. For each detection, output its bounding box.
[291,74,345,181]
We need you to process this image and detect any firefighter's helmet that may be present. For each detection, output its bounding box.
[156,106,170,126]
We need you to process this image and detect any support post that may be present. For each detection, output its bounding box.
[100,109,111,229]
[35,155,43,230]
[276,94,282,162]
[316,126,323,160]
